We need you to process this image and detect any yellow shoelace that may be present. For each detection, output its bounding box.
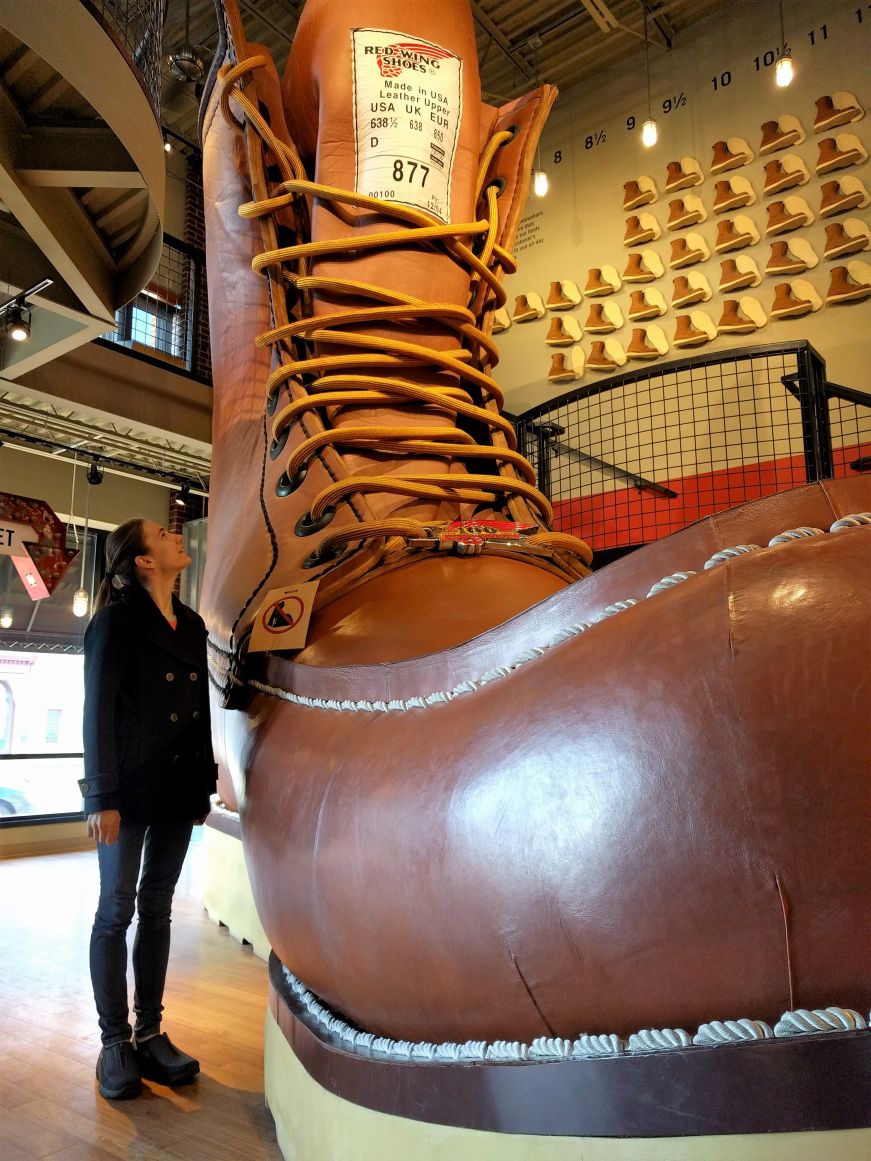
[219,57,591,577]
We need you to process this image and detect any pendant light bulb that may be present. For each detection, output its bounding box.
[533,169,549,197]
[0,609,12,629]
[72,588,89,618]
[774,54,794,87]
[641,118,658,148]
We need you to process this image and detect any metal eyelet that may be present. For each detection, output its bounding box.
[500,123,520,143]
[275,464,307,498]
[295,507,335,537]
[302,542,347,569]
[269,428,289,460]
[488,176,507,198]
[266,391,279,416]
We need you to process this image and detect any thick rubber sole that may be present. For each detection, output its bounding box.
[135,1056,200,1086]
[96,1065,142,1101]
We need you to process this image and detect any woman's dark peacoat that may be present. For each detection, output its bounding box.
[79,583,217,824]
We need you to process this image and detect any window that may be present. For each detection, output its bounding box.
[45,708,61,744]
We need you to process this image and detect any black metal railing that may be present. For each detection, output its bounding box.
[516,341,870,559]
[82,0,164,116]
[102,233,212,383]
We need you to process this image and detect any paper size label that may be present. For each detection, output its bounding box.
[351,27,462,223]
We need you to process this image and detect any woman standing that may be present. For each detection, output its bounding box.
[80,518,217,1100]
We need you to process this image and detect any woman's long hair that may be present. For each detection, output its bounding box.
[93,518,146,611]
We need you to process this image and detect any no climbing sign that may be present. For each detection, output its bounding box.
[248,579,320,653]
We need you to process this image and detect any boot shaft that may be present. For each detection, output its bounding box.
[200,0,590,669]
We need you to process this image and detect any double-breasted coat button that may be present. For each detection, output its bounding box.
[170,712,179,722]
[166,672,174,681]
[189,672,198,681]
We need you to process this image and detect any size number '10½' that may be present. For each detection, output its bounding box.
[393,159,429,186]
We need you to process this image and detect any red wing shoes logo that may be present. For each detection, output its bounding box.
[369,41,454,77]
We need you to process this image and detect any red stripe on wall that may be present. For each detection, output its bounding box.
[552,444,870,550]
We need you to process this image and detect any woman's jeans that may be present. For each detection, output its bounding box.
[90,820,193,1046]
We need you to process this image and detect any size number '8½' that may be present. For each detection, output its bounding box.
[393,159,429,186]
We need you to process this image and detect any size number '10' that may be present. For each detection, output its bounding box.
[711,70,732,91]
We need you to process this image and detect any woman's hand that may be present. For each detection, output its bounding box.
[87,809,121,845]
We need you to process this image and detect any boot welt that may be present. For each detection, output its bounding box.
[628,306,661,321]
[817,151,864,174]
[718,320,756,334]
[674,333,709,347]
[771,302,813,318]
[764,173,804,195]
[820,195,863,217]
[673,289,706,308]
[824,237,868,258]
[826,286,871,304]
[136,1055,200,1085]
[720,273,757,292]
[587,359,617,372]
[766,259,807,275]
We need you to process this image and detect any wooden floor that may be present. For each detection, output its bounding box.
[0,831,282,1160]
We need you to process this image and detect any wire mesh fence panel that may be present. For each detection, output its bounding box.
[86,0,164,115]
[104,236,209,380]
[827,389,871,479]
[516,342,841,556]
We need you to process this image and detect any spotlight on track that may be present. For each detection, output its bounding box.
[0,278,52,344]
[87,460,103,486]
[174,482,191,508]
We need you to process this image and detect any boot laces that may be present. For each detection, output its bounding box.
[218,57,592,581]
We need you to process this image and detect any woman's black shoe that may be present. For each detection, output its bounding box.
[134,1032,200,1085]
[96,1041,143,1100]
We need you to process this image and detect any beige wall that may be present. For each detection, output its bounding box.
[497,0,870,416]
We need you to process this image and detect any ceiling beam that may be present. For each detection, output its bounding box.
[16,126,144,189]
[470,2,536,84]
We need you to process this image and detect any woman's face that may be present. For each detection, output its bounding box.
[139,521,192,576]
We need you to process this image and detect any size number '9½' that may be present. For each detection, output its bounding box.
[393,159,429,186]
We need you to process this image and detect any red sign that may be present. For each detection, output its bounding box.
[0,493,79,600]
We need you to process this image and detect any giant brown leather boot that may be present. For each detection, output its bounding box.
[201,0,871,1105]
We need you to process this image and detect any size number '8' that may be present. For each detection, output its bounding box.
[393,159,429,186]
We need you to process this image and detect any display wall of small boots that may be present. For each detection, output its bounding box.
[503,90,871,387]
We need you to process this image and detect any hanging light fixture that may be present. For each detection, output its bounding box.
[0,278,51,345]
[774,0,794,87]
[5,303,31,342]
[174,481,191,508]
[87,459,103,485]
[530,39,549,197]
[73,458,92,617]
[640,3,658,147]
[0,610,12,630]
[168,0,206,83]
